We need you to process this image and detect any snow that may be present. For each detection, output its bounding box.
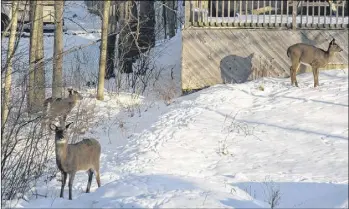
[18,1,101,33]
[12,67,348,208]
[63,1,101,33]
[103,28,182,99]
[2,1,348,208]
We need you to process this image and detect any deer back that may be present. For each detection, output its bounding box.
[287,39,342,68]
[45,90,83,118]
[65,138,101,172]
[288,43,328,66]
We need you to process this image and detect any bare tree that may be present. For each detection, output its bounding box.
[28,1,40,112]
[97,0,111,101]
[1,0,18,127]
[34,1,45,110]
[165,0,176,38]
[84,0,178,95]
[52,1,64,99]
[1,17,55,202]
[106,2,118,79]
[117,1,134,75]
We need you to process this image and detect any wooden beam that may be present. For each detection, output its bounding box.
[292,0,297,30]
[185,0,191,28]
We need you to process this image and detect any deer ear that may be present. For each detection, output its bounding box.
[330,38,335,44]
[49,124,57,131]
[65,122,73,129]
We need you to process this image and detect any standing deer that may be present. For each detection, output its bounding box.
[287,38,343,87]
[50,122,101,200]
[42,88,83,129]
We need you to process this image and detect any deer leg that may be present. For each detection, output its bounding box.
[86,169,93,193]
[63,114,67,123]
[290,63,300,87]
[294,64,300,87]
[95,169,101,187]
[40,119,46,135]
[40,112,47,134]
[58,116,65,127]
[47,116,53,135]
[290,66,295,85]
[313,67,319,87]
[60,172,67,198]
[68,172,76,200]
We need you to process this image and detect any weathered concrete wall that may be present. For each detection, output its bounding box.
[181,29,348,90]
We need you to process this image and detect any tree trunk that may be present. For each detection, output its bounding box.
[52,1,64,99]
[166,0,176,38]
[28,1,40,112]
[1,0,18,127]
[106,3,118,80]
[97,0,110,101]
[162,0,167,38]
[106,34,116,79]
[139,1,155,50]
[34,1,45,110]
[117,1,135,74]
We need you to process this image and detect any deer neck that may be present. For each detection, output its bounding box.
[71,99,77,105]
[67,96,77,106]
[55,142,68,171]
[327,51,337,60]
[321,49,332,62]
[326,44,337,59]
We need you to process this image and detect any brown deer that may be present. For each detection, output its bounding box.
[50,122,101,200]
[42,88,83,129]
[287,38,342,87]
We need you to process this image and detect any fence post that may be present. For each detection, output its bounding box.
[202,0,208,26]
[292,0,297,30]
[185,0,191,28]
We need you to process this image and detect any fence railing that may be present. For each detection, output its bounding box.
[184,0,349,29]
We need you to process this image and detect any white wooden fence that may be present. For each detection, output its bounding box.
[185,0,349,29]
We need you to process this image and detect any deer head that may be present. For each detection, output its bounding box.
[328,38,343,53]
[50,122,73,144]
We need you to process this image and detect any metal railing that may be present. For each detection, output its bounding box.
[184,0,349,29]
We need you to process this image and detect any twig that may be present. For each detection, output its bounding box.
[64,17,88,33]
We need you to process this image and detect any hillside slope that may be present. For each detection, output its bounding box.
[18,69,348,208]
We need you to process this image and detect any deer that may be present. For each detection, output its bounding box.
[42,88,83,130]
[287,38,343,88]
[50,122,101,200]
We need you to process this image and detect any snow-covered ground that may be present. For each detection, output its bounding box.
[12,67,348,208]
[63,1,101,33]
[2,1,348,208]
